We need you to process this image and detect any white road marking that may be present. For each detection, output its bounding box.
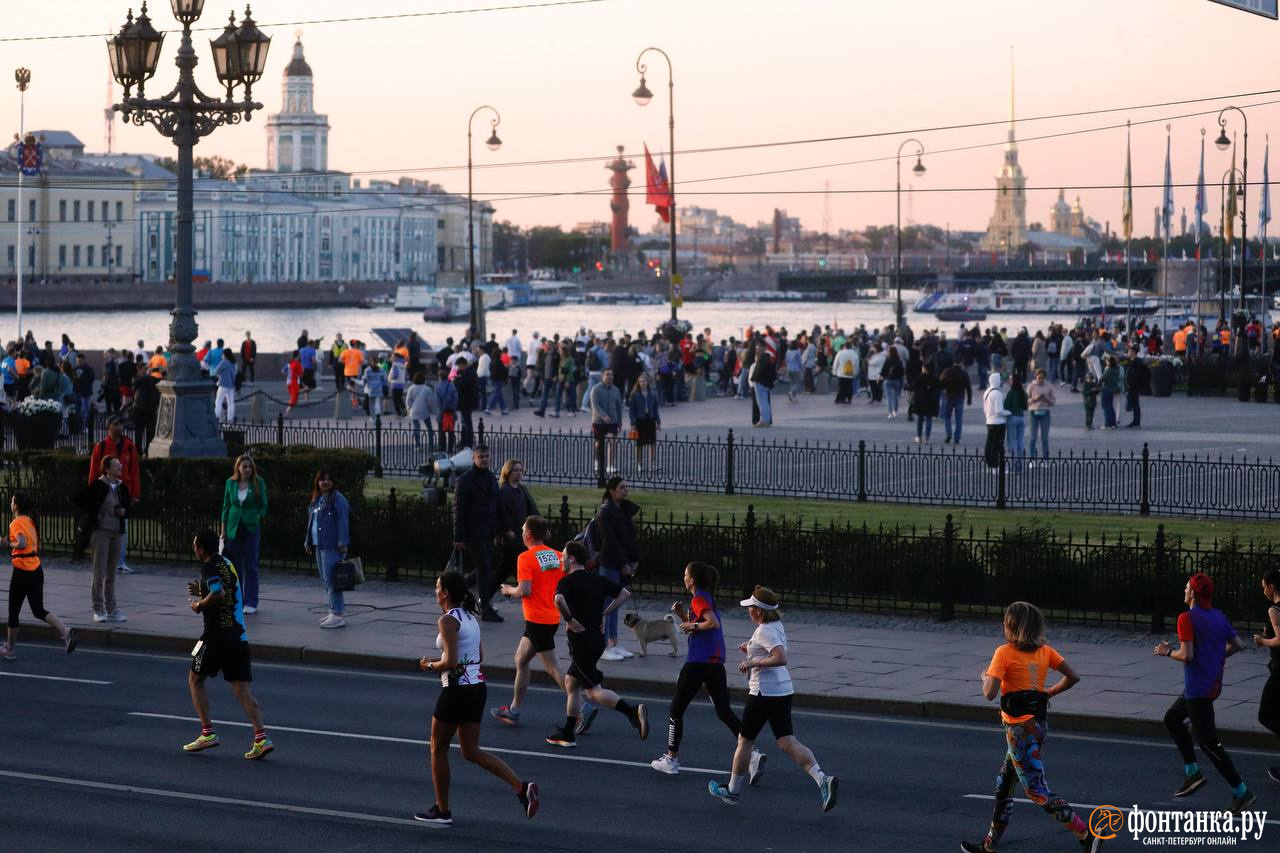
[0,768,422,828]
[0,671,111,685]
[963,794,1280,826]
[128,712,723,775]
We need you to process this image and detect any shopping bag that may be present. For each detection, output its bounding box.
[332,557,364,592]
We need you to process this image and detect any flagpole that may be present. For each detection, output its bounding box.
[1261,134,1270,348]
[1162,124,1172,343]
[1124,121,1133,335]
[1196,128,1205,323]
[14,68,29,343]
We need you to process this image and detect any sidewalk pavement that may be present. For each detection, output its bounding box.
[6,557,1276,748]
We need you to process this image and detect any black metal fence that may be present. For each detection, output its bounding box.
[12,483,1274,631]
[211,415,1280,520]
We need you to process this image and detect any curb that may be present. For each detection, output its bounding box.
[26,624,1277,748]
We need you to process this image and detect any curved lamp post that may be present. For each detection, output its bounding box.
[108,1,270,457]
[895,138,926,332]
[633,47,677,322]
[467,105,501,342]
[1215,107,1248,317]
[1219,165,1245,323]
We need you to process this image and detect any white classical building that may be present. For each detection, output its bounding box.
[266,36,330,173]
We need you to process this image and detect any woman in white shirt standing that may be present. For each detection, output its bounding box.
[415,569,539,826]
[707,586,838,813]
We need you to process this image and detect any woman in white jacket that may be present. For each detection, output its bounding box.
[982,372,1010,469]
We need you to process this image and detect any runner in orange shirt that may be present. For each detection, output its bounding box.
[1,492,75,661]
[340,342,366,406]
[490,515,565,725]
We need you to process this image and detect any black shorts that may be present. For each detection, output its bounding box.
[434,682,487,726]
[566,634,606,691]
[593,423,620,440]
[523,620,558,654]
[302,368,316,389]
[740,693,794,741]
[191,637,252,683]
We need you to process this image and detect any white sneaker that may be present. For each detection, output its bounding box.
[107,612,127,622]
[617,647,635,659]
[650,754,680,775]
[600,647,625,661]
[320,613,346,629]
[243,606,257,614]
[912,436,922,444]
[748,750,768,785]
[92,612,108,623]
[117,564,136,574]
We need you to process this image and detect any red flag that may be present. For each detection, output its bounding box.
[1195,246,1201,261]
[644,144,672,223]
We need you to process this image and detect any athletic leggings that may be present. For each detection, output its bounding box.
[1164,696,1244,788]
[667,662,741,752]
[984,720,1088,849]
[1261,666,1280,738]
[8,567,49,628]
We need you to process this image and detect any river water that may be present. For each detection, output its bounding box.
[12,298,1067,353]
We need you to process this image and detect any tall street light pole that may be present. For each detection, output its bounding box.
[895,138,925,332]
[467,105,501,343]
[14,68,30,342]
[1220,166,1243,324]
[108,1,270,457]
[1215,107,1248,327]
[633,47,678,323]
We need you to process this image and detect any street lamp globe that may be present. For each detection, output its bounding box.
[632,76,653,107]
[122,3,166,85]
[106,12,134,86]
[233,6,272,88]
[170,0,206,24]
[210,12,242,88]
[912,156,926,177]
[485,130,502,152]
[1215,128,1232,151]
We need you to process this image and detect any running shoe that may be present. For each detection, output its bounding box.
[413,805,453,826]
[959,843,995,853]
[244,737,274,760]
[1269,767,1280,784]
[64,628,77,654]
[92,612,108,623]
[0,644,14,661]
[748,750,767,786]
[819,774,838,812]
[490,706,521,726]
[707,780,739,805]
[574,705,598,735]
[243,606,257,615]
[107,611,127,622]
[650,754,679,775]
[1173,772,1206,798]
[617,647,635,659]
[183,733,220,752]
[635,703,649,740]
[517,781,539,819]
[545,728,577,748]
[1229,789,1257,814]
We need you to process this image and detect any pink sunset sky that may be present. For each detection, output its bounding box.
[3,0,1278,237]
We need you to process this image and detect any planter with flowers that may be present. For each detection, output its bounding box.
[7,398,60,449]
[1146,355,1181,398]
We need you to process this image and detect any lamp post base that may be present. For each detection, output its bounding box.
[147,378,227,458]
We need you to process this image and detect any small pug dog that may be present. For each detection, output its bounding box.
[622,611,680,657]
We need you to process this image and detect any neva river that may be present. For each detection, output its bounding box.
[12,299,1070,353]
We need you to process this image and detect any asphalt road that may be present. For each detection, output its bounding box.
[2,643,1279,851]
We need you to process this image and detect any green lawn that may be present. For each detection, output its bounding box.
[365,477,1280,545]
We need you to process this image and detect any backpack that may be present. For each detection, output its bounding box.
[587,349,602,371]
[573,518,600,565]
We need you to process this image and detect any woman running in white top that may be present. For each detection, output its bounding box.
[415,569,539,826]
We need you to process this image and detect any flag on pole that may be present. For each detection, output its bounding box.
[1122,123,1133,240]
[1162,127,1175,240]
[1226,147,1238,243]
[1260,136,1272,238]
[643,144,672,223]
[1194,131,1207,240]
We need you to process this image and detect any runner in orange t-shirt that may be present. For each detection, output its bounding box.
[959,602,1089,853]
[1,493,75,661]
[490,516,565,725]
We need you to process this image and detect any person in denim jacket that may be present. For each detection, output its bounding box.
[304,467,351,629]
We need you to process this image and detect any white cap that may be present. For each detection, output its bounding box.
[739,594,778,611]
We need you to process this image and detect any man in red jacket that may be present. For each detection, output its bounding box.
[88,415,142,573]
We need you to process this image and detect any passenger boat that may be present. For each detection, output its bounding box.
[914,280,1159,314]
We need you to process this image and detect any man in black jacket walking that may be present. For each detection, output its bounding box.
[454,444,502,621]
[1125,347,1149,428]
[455,356,479,448]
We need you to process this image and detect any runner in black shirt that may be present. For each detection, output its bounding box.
[545,541,648,748]
[184,528,273,760]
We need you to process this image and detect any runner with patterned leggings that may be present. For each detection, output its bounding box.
[961,601,1100,853]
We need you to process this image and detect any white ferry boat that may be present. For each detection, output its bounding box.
[913,280,1159,314]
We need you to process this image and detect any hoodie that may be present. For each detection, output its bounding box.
[983,372,1011,425]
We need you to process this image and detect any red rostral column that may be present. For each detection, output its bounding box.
[607,145,634,261]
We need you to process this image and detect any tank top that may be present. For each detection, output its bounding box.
[1267,605,1280,672]
[435,607,483,688]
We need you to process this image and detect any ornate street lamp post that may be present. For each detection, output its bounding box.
[467,105,501,342]
[1215,107,1248,323]
[632,47,678,323]
[895,138,925,332]
[108,1,270,457]
[14,68,30,342]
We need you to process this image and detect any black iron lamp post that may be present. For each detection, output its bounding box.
[1215,107,1248,320]
[895,138,925,332]
[108,1,270,457]
[633,47,678,323]
[467,105,501,342]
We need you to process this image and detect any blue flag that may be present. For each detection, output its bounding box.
[1260,137,1272,237]
[1194,131,1207,241]
[1162,128,1174,240]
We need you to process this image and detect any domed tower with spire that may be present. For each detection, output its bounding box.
[266,34,330,172]
[981,48,1027,253]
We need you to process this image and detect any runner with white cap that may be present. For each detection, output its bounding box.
[707,585,837,812]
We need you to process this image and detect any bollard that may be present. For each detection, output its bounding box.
[249,391,265,424]
[333,385,351,420]
[688,373,705,402]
